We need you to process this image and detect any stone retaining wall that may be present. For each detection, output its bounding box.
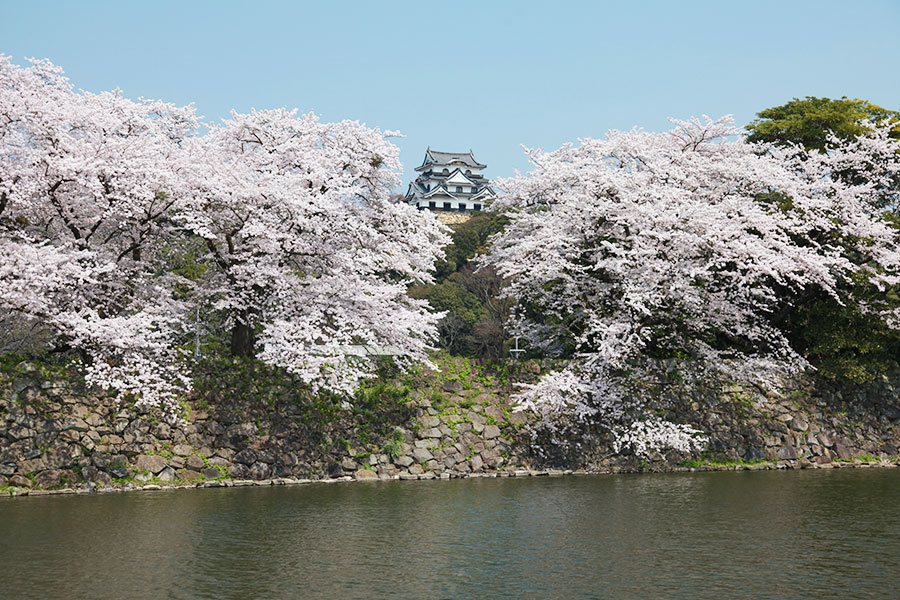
[564,373,900,472]
[2,360,900,496]
[0,361,537,493]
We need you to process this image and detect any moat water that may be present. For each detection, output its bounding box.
[2,469,900,599]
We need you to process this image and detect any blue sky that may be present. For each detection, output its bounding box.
[2,0,899,190]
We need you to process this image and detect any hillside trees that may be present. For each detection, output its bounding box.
[483,116,900,454]
[409,213,511,357]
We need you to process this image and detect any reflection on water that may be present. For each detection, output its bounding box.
[2,469,900,599]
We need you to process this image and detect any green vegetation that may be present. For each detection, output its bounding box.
[408,214,513,358]
[745,96,900,151]
[748,96,900,385]
[836,454,880,463]
[683,454,771,468]
[381,430,405,460]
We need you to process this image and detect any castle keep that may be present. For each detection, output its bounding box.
[405,148,496,211]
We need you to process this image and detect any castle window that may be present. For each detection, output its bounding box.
[443,202,451,210]
[429,201,436,209]
[458,204,466,211]
[456,186,463,193]
[473,204,482,211]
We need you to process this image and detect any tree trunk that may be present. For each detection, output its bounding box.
[230,316,256,358]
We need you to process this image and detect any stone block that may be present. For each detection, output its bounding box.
[248,462,270,480]
[109,466,129,479]
[231,463,251,479]
[91,454,113,469]
[18,457,45,474]
[186,455,205,470]
[834,443,853,460]
[419,416,440,428]
[202,467,223,479]
[173,444,193,457]
[34,469,61,489]
[60,417,89,432]
[233,449,257,465]
[94,470,113,486]
[442,380,462,393]
[134,454,168,474]
[226,423,256,438]
[207,456,232,469]
[483,425,501,439]
[84,413,103,428]
[411,448,433,463]
[43,449,74,469]
[790,416,809,432]
[508,411,528,425]
[776,445,798,460]
[82,466,99,482]
[205,422,225,436]
[9,474,32,488]
[393,455,414,467]
[485,406,504,421]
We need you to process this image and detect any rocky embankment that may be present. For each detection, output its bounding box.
[571,373,900,473]
[0,359,540,495]
[2,359,900,497]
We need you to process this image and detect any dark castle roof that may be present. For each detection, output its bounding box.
[415,148,486,171]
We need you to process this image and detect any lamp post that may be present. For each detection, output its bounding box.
[510,336,525,361]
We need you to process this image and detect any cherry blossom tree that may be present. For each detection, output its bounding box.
[180,109,449,394]
[484,116,900,456]
[1,56,450,413]
[0,55,198,416]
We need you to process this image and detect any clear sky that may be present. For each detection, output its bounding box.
[2,0,899,190]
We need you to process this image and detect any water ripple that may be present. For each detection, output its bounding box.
[2,470,899,599]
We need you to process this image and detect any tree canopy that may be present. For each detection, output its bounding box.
[0,56,449,416]
[484,116,900,454]
[745,96,900,151]
[747,96,900,383]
